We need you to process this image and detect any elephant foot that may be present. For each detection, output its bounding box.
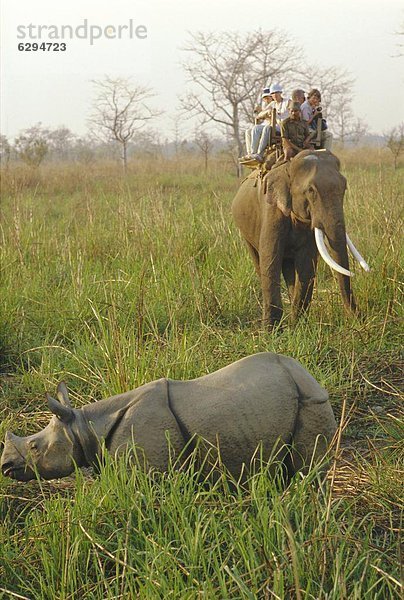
[345,301,359,317]
[290,307,309,325]
[289,310,300,324]
[345,304,363,324]
[262,312,285,333]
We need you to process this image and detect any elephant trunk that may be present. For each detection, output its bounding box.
[331,235,357,314]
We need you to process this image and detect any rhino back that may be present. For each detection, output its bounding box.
[168,353,299,471]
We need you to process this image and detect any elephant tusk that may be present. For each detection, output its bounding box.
[314,228,352,277]
[346,234,371,272]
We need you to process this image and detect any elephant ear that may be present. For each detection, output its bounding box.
[264,163,292,217]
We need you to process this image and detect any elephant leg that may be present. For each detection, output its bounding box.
[291,250,318,321]
[259,234,285,327]
[245,241,260,277]
[282,258,295,302]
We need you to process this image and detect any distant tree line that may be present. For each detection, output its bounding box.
[1,29,402,171]
[0,123,228,169]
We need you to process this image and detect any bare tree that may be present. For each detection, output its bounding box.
[48,127,76,161]
[170,114,183,157]
[295,67,361,151]
[330,96,368,145]
[132,129,164,158]
[0,134,11,166]
[74,138,96,166]
[385,123,404,169]
[14,123,49,167]
[88,77,160,171]
[348,119,369,145]
[194,127,213,172]
[181,30,301,173]
[297,64,368,145]
[297,64,353,118]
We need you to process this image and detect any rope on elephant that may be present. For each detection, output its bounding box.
[240,169,261,186]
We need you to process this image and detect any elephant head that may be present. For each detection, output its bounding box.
[265,150,369,315]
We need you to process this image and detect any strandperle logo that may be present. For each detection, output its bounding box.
[16,19,148,45]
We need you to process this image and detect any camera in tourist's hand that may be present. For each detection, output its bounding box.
[315,106,323,113]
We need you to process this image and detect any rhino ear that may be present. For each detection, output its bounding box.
[56,381,72,407]
[46,393,73,423]
[265,163,292,217]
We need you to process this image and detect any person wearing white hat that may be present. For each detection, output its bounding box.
[268,83,290,123]
[240,88,272,160]
[240,83,290,164]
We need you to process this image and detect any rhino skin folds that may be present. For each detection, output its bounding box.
[1,353,337,481]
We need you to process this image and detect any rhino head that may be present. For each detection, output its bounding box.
[1,382,99,481]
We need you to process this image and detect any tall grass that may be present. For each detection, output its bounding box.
[1,447,402,599]
[0,154,402,598]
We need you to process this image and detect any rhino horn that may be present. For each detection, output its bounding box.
[46,393,73,423]
[56,381,72,407]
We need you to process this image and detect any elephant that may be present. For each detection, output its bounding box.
[1,353,336,482]
[232,149,370,327]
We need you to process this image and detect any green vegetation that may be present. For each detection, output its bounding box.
[0,155,402,598]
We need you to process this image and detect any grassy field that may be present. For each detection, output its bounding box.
[0,153,403,599]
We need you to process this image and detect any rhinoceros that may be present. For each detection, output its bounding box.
[1,353,337,482]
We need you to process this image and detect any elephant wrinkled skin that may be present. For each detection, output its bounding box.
[232,150,365,326]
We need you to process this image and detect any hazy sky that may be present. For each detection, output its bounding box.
[1,0,403,139]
